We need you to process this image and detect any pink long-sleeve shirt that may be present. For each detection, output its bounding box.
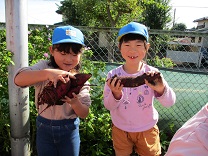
[103,64,176,132]
[165,103,208,156]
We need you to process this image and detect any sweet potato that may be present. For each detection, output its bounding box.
[37,73,92,114]
[108,72,161,87]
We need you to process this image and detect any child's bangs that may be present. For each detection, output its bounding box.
[53,43,83,54]
[121,33,146,43]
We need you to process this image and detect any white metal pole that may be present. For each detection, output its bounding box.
[6,0,30,155]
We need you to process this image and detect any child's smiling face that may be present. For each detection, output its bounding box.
[50,47,81,72]
[120,39,149,65]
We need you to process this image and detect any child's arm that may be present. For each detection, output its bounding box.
[103,73,124,111]
[144,71,165,96]
[106,77,123,100]
[62,93,90,119]
[145,71,176,107]
[14,69,75,87]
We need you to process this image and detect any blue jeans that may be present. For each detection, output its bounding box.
[36,115,80,156]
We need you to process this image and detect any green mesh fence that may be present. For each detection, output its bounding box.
[155,69,208,131]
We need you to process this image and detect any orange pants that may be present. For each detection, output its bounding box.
[112,124,161,156]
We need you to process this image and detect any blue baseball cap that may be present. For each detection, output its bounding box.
[52,25,85,45]
[117,22,149,42]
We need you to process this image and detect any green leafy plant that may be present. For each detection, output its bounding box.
[160,123,175,155]
[147,55,175,68]
[79,47,113,156]
[0,29,13,155]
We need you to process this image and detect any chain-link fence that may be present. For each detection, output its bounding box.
[79,26,208,71]
[1,23,208,132]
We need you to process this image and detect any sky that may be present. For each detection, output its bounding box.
[0,0,62,25]
[0,0,208,28]
[170,0,208,28]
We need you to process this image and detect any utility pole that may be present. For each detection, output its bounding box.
[6,0,30,155]
[173,8,176,27]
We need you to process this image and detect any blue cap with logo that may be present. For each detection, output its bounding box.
[52,25,85,45]
[117,22,149,42]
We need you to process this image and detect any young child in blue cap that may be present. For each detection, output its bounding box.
[14,25,91,156]
[103,22,176,156]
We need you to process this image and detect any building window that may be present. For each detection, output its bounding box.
[197,22,205,29]
[198,37,202,43]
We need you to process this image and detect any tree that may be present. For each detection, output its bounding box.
[56,0,172,29]
[56,0,80,25]
[136,0,172,59]
[56,0,142,28]
[139,0,172,29]
[171,23,187,31]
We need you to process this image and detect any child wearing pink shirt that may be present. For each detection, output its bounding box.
[103,22,176,156]
[165,103,208,156]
